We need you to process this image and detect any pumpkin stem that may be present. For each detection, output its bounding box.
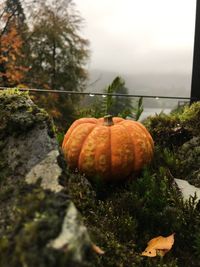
[104,115,114,126]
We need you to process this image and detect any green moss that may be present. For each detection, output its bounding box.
[0,178,85,267]
[144,102,200,148]
[65,163,200,267]
[64,102,200,266]
[144,113,192,149]
[0,91,200,266]
[0,88,28,96]
[179,102,200,135]
[0,89,55,137]
[174,137,200,187]
[56,131,65,146]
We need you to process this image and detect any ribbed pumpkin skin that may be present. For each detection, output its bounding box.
[62,117,154,182]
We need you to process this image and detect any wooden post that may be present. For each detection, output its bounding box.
[191,0,200,103]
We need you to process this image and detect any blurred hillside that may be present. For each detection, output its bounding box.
[82,69,191,110]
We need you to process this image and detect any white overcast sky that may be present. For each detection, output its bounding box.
[74,0,196,74]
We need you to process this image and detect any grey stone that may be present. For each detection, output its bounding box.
[50,202,91,262]
[6,125,58,178]
[175,178,200,203]
[25,150,63,192]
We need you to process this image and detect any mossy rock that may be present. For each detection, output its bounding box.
[144,102,200,149]
[175,137,200,187]
[0,180,94,267]
[0,89,56,182]
[0,88,53,137]
[145,102,200,188]
[144,113,192,149]
[0,89,93,267]
[179,102,200,136]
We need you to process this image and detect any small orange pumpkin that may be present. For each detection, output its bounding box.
[62,115,154,182]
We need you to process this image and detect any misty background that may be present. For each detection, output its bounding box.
[74,0,196,112]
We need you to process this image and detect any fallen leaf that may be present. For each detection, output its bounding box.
[92,243,105,255]
[141,233,175,257]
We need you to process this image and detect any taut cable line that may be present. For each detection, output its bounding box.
[0,87,192,100]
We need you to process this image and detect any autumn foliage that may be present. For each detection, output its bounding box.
[0,0,89,130]
[0,2,27,86]
[0,22,25,85]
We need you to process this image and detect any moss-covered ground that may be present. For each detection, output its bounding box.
[66,102,200,267]
[0,89,200,267]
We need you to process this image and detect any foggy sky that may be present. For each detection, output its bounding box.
[75,0,196,75]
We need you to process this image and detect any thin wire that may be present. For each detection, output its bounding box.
[0,86,191,100]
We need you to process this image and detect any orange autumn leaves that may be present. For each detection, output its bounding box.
[0,12,27,85]
[142,233,175,257]
[92,234,174,258]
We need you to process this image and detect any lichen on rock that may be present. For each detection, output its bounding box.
[0,89,92,267]
[49,202,91,262]
[0,89,56,181]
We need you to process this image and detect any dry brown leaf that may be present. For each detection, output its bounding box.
[141,233,175,257]
[92,243,105,255]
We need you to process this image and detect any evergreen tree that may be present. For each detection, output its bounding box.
[103,76,133,117]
